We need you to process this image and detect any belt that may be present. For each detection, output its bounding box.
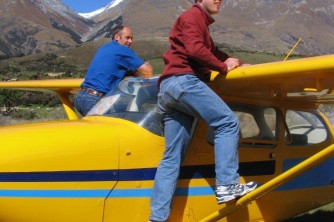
[81,87,105,97]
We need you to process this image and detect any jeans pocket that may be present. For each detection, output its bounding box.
[76,92,101,116]
[161,85,187,110]
[160,75,201,111]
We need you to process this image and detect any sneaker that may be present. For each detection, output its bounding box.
[215,181,257,204]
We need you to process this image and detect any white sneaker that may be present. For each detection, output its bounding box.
[215,181,257,204]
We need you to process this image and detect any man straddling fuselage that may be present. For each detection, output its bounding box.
[74,26,153,116]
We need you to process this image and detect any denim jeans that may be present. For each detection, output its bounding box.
[149,74,240,221]
[74,90,101,116]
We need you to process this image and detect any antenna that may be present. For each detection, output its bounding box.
[284,37,302,61]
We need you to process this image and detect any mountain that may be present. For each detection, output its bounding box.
[79,0,125,19]
[118,0,334,55]
[0,0,334,59]
[80,0,130,42]
[218,0,334,55]
[0,0,93,59]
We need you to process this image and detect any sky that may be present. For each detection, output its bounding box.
[61,0,112,13]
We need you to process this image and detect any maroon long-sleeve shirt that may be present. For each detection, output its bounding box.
[159,3,229,86]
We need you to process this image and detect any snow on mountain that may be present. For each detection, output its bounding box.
[79,0,124,19]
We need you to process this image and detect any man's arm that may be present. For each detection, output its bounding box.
[136,62,154,79]
[212,41,245,73]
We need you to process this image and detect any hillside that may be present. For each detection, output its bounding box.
[0,0,334,60]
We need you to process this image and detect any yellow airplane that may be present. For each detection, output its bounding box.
[0,54,334,222]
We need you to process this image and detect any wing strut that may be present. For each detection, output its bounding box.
[57,91,79,120]
[200,143,334,222]
[284,37,302,61]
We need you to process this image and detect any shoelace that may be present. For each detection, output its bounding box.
[217,184,244,193]
[232,184,244,192]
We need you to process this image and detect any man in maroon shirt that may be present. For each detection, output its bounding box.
[149,1,257,221]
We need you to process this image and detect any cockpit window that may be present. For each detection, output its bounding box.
[207,104,278,148]
[285,110,327,146]
[87,77,163,136]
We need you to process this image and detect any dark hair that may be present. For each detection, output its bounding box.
[112,26,124,40]
[194,0,199,2]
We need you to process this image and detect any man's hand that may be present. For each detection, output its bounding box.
[137,61,153,79]
[224,58,243,72]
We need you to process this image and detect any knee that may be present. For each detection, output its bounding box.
[216,114,240,135]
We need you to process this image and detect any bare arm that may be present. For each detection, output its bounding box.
[136,62,153,79]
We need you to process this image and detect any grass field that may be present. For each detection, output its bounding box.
[284,203,334,222]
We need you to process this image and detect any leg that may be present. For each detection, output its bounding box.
[160,74,240,185]
[149,111,193,221]
[166,75,256,203]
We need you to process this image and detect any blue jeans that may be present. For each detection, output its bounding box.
[149,74,240,221]
[74,90,101,116]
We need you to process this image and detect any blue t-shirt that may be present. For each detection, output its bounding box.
[81,40,144,93]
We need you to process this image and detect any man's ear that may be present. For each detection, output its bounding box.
[114,34,120,41]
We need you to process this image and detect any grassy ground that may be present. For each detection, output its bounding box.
[284,202,334,222]
[0,107,67,126]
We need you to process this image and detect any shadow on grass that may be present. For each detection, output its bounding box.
[283,210,334,222]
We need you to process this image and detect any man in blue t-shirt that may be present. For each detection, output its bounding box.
[74,26,153,116]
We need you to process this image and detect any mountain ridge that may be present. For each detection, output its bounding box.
[0,0,333,59]
[78,0,125,19]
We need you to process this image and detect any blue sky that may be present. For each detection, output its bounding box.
[61,0,112,13]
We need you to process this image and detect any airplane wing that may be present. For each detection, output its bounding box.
[211,54,334,104]
[0,54,333,119]
[0,78,83,120]
[1,54,333,103]
[0,78,83,94]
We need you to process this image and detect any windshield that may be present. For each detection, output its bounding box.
[87,77,163,136]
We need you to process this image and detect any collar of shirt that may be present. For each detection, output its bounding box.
[194,3,215,26]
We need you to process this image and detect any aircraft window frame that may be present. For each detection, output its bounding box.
[206,103,279,149]
[318,104,334,128]
[86,77,164,136]
[285,109,329,146]
[86,77,200,137]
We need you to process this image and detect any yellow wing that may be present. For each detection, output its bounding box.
[0,78,83,94]
[1,54,334,120]
[0,78,83,120]
[211,54,334,104]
